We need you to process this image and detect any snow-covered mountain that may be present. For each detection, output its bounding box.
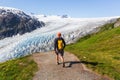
[0,6,45,39]
[0,7,119,62]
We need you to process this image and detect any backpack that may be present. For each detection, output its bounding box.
[57,39,63,50]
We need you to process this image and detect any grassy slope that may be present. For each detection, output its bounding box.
[66,26,120,80]
[0,55,38,80]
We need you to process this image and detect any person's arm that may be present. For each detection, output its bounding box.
[62,38,66,49]
[54,38,57,51]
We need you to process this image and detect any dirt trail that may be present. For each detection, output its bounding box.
[32,51,110,80]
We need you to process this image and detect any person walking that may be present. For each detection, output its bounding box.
[54,32,66,67]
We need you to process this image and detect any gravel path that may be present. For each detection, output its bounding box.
[32,51,110,80]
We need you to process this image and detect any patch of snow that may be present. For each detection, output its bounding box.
[0,6,30,18]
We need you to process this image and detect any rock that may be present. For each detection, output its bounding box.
[114,18,120,27]
[0,7,45,39]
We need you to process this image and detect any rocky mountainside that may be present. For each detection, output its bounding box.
[114,18,120,27]
[0,7,45,39]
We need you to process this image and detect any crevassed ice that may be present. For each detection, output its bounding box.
[0,33,55,62]
[0,16,118,62]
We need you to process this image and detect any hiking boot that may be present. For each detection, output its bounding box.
[57,62,60,65]
[63,63,65,67]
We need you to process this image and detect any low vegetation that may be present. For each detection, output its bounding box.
[0,55,38,80]
[66,24,120,80]
[0,19,120,80]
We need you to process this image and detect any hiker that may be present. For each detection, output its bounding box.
[54,32,66,67]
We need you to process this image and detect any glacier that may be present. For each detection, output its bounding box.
[0,14,119,62]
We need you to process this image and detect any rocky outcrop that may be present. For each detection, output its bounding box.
[114,18,120,27]
[0,7,45,39]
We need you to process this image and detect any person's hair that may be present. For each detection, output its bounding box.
[57,32,61,37]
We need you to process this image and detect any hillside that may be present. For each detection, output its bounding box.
[0,18,119,80]
[0,14,118,63]
[0,55,37,80]
[66,22,120,80]
[0,7,45,39]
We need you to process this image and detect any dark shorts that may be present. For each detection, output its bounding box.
[55,49,64,56]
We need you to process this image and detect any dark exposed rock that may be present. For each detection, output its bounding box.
[114,18,120,27]
[61,14,68,18]
[0,8,45,39]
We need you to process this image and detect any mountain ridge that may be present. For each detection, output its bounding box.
[0,6,45,39]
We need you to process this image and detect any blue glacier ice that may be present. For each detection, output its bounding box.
[0,16,119,62]
[0,33,56,62]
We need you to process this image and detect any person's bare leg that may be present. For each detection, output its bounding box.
[56,55,60,65]
[60,56,65,67]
